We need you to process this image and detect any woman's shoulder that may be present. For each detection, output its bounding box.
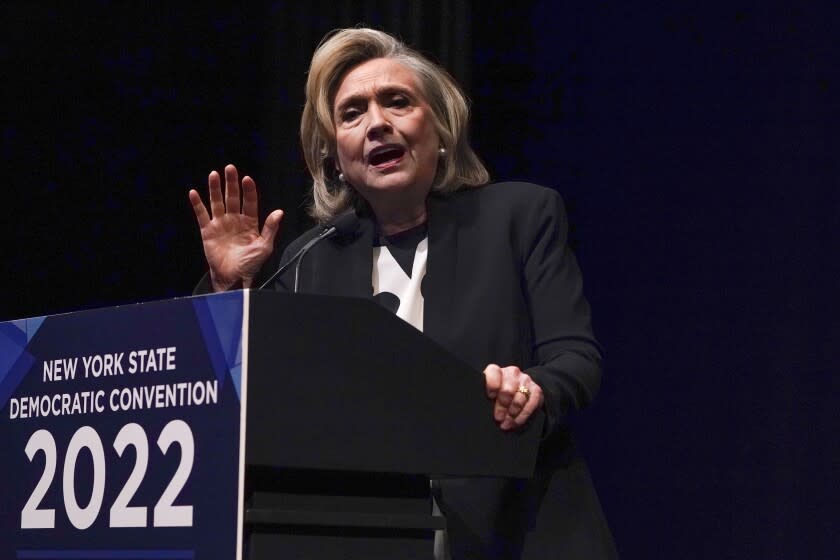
[278,222,325,263]
[449,181,565,215]
[280,210,371,263]
[459,180,561,200]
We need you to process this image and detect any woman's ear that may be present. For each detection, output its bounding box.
[324,156,338,175]
[323,157,344,191]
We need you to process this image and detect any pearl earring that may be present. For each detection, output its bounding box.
[338,172,346,183]
[438,147,447,156]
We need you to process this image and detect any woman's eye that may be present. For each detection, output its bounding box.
[340,108,361,122]
[390,96,409,108]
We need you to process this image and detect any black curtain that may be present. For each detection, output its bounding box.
[0,1,474,317]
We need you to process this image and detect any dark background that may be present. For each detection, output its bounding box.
[2,2,837,557]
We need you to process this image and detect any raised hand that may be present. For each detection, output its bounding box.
[483,364,544,431]
[188,164,284,291]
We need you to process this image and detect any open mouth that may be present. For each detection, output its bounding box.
[368,145,406,167]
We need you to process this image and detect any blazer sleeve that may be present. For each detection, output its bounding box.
[519,188,603,432]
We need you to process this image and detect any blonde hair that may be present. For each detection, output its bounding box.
[300,28,489,222]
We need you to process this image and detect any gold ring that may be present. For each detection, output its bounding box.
[517,385,530,397]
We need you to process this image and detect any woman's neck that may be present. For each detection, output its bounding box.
[376,208,427,236]
[369,199,428,236]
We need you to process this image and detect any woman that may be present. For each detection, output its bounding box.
[190,28,615,559]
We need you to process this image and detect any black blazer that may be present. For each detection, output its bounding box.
[275,182,617,559]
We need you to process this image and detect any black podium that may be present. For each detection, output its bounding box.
[0,290,541,559]
[241,291,543,559]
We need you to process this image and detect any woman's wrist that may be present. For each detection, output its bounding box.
[210,274,243,292]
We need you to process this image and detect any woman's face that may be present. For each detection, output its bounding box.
[332,58,440,209]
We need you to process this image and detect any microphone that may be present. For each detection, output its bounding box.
[258,211,359,292]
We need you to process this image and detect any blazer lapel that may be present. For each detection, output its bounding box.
[424,194,459,347]
[315,198,460,345]
[317,213,375,299]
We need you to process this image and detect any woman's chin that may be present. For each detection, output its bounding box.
[360,172,418,193]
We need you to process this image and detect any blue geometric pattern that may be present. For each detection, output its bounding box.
[0,317,44,410]
[13,316,46,343]
[191,292,245,401]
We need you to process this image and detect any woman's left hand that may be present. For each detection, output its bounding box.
[483,364,544,431]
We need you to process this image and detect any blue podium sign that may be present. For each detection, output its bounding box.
[0,292,251,560]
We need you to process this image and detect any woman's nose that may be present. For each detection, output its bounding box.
[366,104,392,139]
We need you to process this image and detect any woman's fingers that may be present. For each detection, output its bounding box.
[498,369,521,406]
[195,165,282,241]
[208,170,225,218]
[242,175,259,218]
[496,368,526,427]
[224,164,241,214]
[199,165,253,223]
[188,189,211,228]
[509,384,543,428]
[484,364,544,431]
[505,389,529,418]
[483,364,502,399]
[260,209,284,245]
